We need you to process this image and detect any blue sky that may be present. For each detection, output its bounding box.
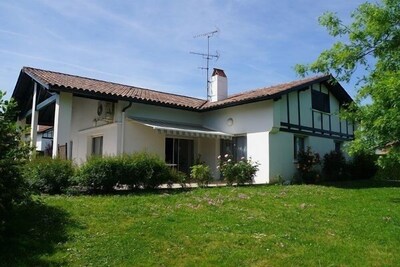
[0,0,365,100]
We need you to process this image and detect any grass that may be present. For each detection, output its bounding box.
[1,180,400,266]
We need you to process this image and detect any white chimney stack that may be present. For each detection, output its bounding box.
[210,68,227,102]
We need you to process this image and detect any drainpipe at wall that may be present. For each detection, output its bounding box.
[120,102,133,154]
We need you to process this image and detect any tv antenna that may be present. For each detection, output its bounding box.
[190,29,220,100]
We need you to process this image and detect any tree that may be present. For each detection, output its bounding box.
[0,91,31,236]
[295,0,400,170]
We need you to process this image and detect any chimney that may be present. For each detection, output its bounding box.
[210,68,227,102]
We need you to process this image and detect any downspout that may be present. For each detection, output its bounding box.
[120,102,133,154]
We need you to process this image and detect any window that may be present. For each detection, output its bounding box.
[312,90,330,113]
[42,129,53,139]
[92,136,103,156]
[335,141,342,153]
[220,136,247,161]
[165,138,194,174]
[294,136,305,160]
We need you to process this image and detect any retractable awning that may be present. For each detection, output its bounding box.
[129,117,232,139]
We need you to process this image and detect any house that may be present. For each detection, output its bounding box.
[12,66,354,183]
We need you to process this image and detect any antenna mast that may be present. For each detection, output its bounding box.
[190,29,219,100]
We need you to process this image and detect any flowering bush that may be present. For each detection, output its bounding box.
[295,147,321,184]
[218,154,259,185]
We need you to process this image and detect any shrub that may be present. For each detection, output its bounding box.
[0,92,31,238]
[234,159,259,185]
[131,152,170,189]
[218,154,259,186]
[77,156,119,192]
[374,149,400,180]
[349,152,378,180]
[190,164,213,187]
[295,147,321,184]
[77,152,171,192]
[25,157,75,194]
[113,154,138,188]
[169,168,189,188]
[322,151,349,181]
[218,155,238,185]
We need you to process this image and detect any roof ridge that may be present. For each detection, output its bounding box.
[22,66,206,102]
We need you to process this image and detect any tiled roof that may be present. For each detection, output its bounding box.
[202,75,330,109]
[37,125,52,133]
[21,67,345,111]
[22,67,206,110]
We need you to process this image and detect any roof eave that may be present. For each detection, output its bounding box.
[51,85,202,111]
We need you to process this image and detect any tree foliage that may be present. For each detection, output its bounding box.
[0,91,31,235]
[295,0,400,169]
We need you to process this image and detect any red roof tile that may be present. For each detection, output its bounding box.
[22,67,206,110]
[21,67,347,111]
[37,125,52,133]
[202,74,331,109]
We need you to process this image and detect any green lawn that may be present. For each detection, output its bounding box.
[2,180,400,266]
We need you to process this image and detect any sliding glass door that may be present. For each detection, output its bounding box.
[165,138,194,174]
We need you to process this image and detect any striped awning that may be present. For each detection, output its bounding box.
[129,117,232,139]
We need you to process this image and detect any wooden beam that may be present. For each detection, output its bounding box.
[23,94,57,118]
[286,93,290,127]
[280,122,354,140]
[36,94,57,111]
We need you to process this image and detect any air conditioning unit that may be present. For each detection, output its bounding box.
[97,101,114,122]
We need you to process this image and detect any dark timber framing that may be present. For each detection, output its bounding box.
[280,122,353,141]
[286,93,290,128]
[297,90,301,130]
[281,82,354,141]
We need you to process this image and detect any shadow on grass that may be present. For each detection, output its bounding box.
[0,199,79,266]
[319,179,400,189]
[390,197,400,204]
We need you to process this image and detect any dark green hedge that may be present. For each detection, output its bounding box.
[77,152,172,192]
[24,157,75,194]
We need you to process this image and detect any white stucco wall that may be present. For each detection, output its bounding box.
[269,130,348,182]
[202,100,274,134]
[70,96,121,163]
[269,131,296,182]
[124,120,165,157]
[75,123,121,164]
[53,92,73,157]
[247,132,269,184]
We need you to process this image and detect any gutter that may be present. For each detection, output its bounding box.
[120,102,133,154]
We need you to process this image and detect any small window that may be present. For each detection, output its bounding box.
[92,136,103,156]
[42,129,53,139]
[312,90,330,113]
[335,141,342,153]
[294,136,305,160]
